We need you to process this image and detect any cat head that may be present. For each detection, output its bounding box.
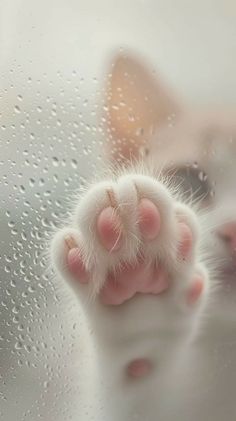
[105,52,236,279]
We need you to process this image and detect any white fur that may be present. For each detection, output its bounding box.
[50,170,212,420]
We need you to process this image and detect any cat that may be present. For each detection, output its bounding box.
[50,52,236,420]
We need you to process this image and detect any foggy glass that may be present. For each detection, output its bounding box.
[1,1,236,420]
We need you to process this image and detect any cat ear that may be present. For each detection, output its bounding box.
[105,52,182,162]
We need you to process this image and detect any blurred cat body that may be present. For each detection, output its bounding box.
[104,53,236,419]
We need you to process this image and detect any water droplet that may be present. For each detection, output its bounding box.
[14,105,21,113]
[71,159,78,169]
[43,381,49,389]
[52,157,59,167]
[15,341,23,350]
[12,306,20,314]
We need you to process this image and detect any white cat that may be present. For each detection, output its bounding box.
[50,53,236,420]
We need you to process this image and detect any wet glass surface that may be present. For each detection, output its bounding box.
[1,1,236,420]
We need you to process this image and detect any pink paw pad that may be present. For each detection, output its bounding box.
[97,206,122,251]
[97,198,161,252]
[178,222,193,259]
[187,276,204,304]
[138,198,161,240]
[100,263,169,306]
[126,358,153,378]
[64,196,196,307]
[65,237,88,283]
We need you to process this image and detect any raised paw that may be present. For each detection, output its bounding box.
[51,173,209,381]
[51,174,207,308]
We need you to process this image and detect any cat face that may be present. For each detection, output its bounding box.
[105,53,236,281]
[151,109,236,281]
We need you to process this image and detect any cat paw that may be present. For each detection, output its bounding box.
[51,174,207,309]
[51,173,209,379]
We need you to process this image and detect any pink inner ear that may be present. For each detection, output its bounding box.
[106,53,180,162]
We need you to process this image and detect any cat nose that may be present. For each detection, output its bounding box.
[218,223,236,252]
